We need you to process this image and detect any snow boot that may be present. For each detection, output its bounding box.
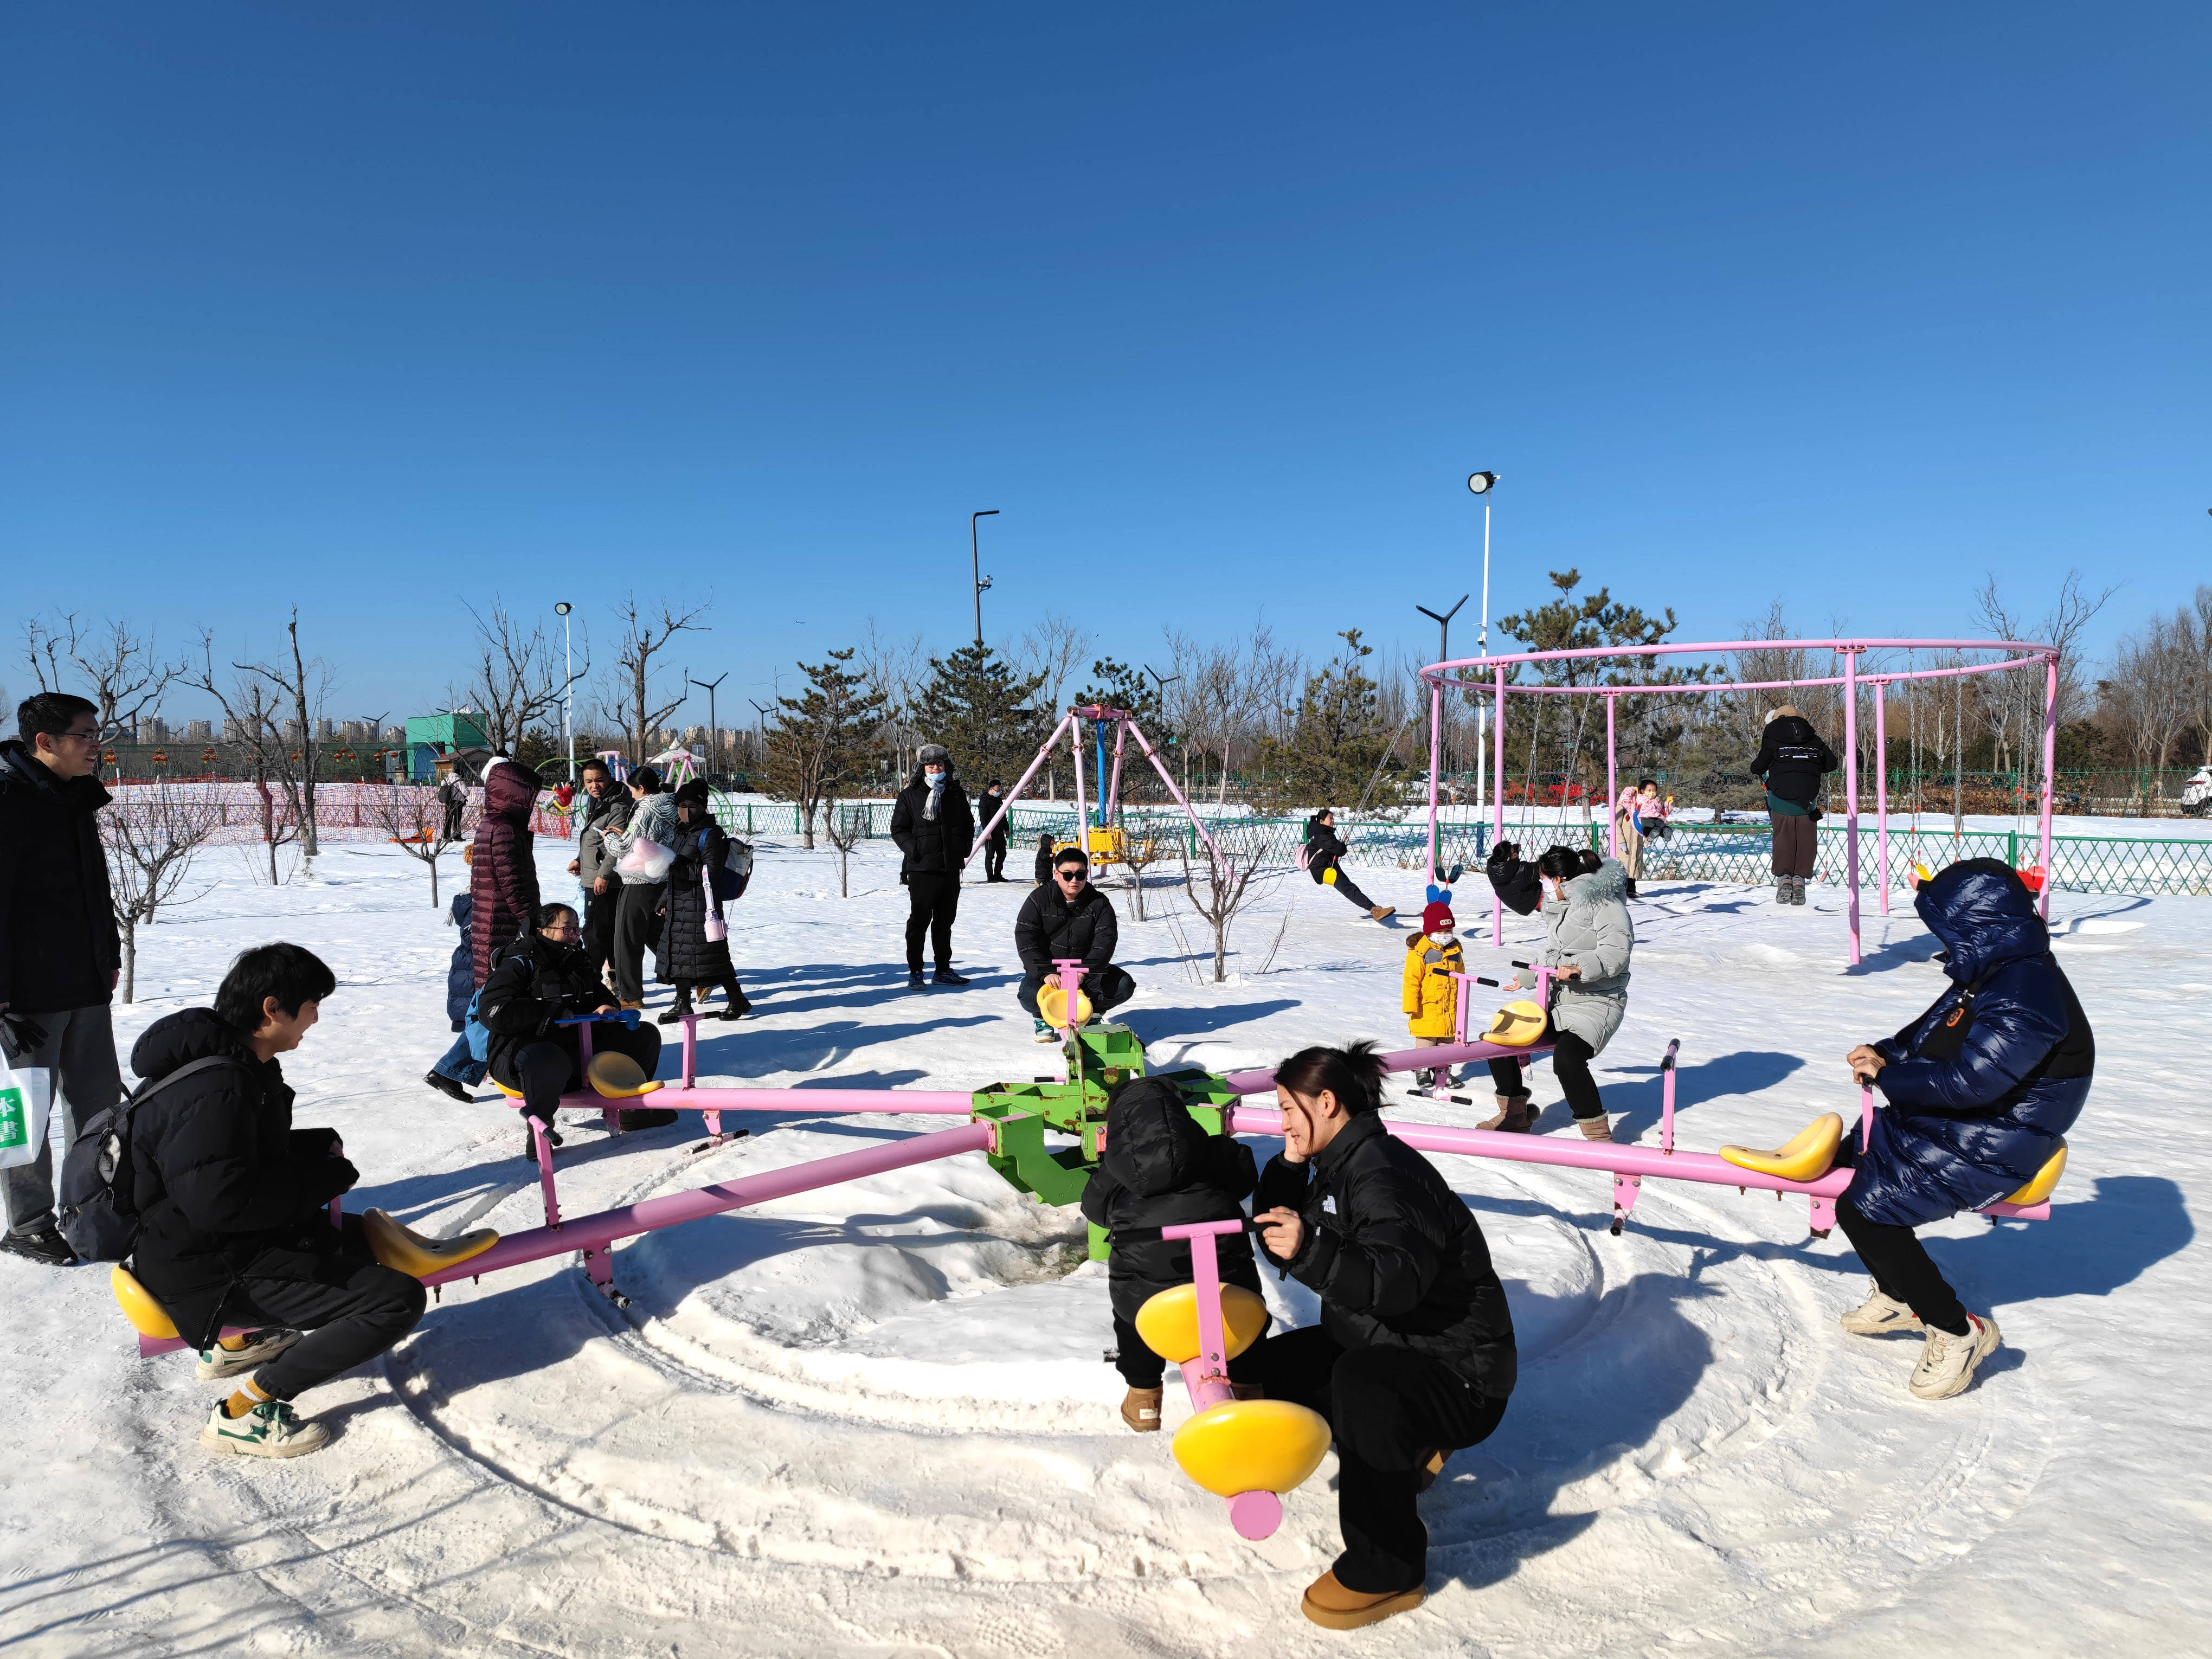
[1576,1114,1614,1142]
[1774,876,1791,905]
[1479,1096,1532,1133]
[201,1398,330,1459]
[1120,1387,1164,1432]
[195,1327,303,1382]
[1840,1286,1924,1336]
[1908,1313,2001,1400]
[1791,877,1808,905]
[1369,905,1397,922]
[423,1070,471,1103]
[657,996,694,1026]
[933,967,970,986]
[619,1000,645,1012]
[1301,1571,1425,1631]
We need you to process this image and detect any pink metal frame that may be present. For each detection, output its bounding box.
[967,706,1228,870]
[1424,639,2061,966]
[1161,1219,1284,1539]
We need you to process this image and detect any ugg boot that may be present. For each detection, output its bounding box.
[1120,1387,1164,1432]
[1577,1114,1614,1142]
[1479,1096,1532,1132]
[1301,1571,1425,1631]
[1369,905,1397,922]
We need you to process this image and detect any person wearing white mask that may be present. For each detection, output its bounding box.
[888,742,975,989]
[1402,899,1464,1089]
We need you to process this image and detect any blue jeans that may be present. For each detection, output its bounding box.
[432,1032,488,1086]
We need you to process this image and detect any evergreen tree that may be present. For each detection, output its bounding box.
[1075,657,1171,737]
[1251,629,1406,813]
[910,642,1048,785]
[766,648,886,847]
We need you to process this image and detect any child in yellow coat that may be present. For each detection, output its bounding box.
[1404,899,1464,1088]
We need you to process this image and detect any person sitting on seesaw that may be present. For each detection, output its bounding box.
[477,902,677,1155]
[1013,847,1134,1042]
[1079,1076,1266,1434]
[1482,845,1632,1140]
[1836,858,2093,1400]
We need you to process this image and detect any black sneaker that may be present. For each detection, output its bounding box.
[932,968,970,986]
[423,1070,471,1103]
[908,970,926,989]
[1,1225,78,1266]
[657,1006,693,1026]
[617,1108,680,1130]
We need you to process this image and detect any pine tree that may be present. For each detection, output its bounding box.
[910,643,1047,786]
[766,648,886,848]
[1251,629,1406,813]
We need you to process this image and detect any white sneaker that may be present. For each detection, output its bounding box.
[200,1398,331,1458]
[1908,1313,2001,1400]
[194,1328,303,1382]
[1839,1287,1924,1336]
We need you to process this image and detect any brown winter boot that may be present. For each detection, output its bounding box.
[1479,1096,1532,1133]
[1301,1570,1425,1630]
[1120,1387,1163,1433]
[1369,905,1397,922]
[1577,1115,1614,1142]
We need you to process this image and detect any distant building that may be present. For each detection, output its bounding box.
[403,711,490,782]
[222,717,247,741]
[187,719,213,743]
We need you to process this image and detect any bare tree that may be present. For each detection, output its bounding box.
[1013,612,1095,799]
[468,601,584,756]
[855,618,929,782]
[822,800,868,897]
[1974,571,2114,779]
[188,644,299,884]
[1117,828,1171,921]
[23,613,180,742]
[101,782,220,1002]
[364,782,464,905]
[1172,843,1281,983]
[229,612,335,859]
[600,596,709,763]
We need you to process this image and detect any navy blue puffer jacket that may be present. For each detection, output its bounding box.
[1843,860,2093,1227]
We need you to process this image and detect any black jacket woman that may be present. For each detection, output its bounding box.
[657,780,748,1022]
[1245,1041,1514,1630]
[1302,809,1396,923]
[1750,705,1838,904]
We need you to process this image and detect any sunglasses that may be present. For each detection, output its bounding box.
[1055,868,1088,882]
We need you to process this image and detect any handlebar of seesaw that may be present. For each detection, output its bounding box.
[1661,1038,1680,1072]
[556,1011,641,1029]
[1115,1217,1259,1244]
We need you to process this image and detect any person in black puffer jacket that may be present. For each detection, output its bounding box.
[656,779,749,1023]
[1484,837,1542,916]
[1079,1077,1265,1432]
[889,743,975,987]
[1302,808,1396,922]
[478,903,672,1149]
[1750,705,1840,904]
[126,943,426,1459]
[1246,1040,1516,1630]
[1013,847,1134,1038]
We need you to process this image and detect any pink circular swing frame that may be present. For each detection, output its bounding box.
[1418,638,2062,966]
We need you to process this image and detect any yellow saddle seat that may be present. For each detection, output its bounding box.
[1034,983,1094,1031]
[492,1080,524,1099]
[1720,1113,1844,1182]
[1172,1398,1333,1498]
[111,1265,181,1340]
[586,1051,664,1098]
[363,1208,500,1277]
[1999,1139,2067,1206]
[1482,1000,1548,1047]
[1133,1281,1270,1366]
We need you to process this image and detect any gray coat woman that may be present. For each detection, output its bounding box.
[599,767,677,1007]
[1484,850,1634,1139]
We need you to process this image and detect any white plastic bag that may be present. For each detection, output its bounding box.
[617,835,676,882]
[0,1057,54,1171]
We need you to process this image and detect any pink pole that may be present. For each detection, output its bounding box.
[1427,678,1442,884]
[1106,718,1129,825]
[1860,1082,1873,1154]
[1843,646,1861,966]
[2039,652,2059,918]
[1221,1035,1553,1096]
[965,712,1076,867]
[1122,717,1227,864]
[1070,713,1089,845]
[1874,680,1889,916]
[519,1086,976,1117]
[1493,664,1507,947]
[1605,693,1618,859]
[1659,1038,1680,1154]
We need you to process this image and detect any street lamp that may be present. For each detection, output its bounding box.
[554,602,576,782]
[691,671,728,784]
[971,510,999,647]
[1466,472,1500,815]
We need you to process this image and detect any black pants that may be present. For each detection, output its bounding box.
[1018,963,1135,1019]
[1110,1311,1271,1390]
[1770,811,1816,877]
[583,885,620,983]
[510,1020,663,1124]
[612,881,666,1001]
[983,837,1008,880]
[230,1216,428,1402]
[1836,1198,1970,1336]
[1321,867,1379,911]
[1236,1327,1508,1593]
[904,871,961,972]
[1489,1023,1605,1120]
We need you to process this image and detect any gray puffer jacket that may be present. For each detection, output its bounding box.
[1541,857,1633,1054]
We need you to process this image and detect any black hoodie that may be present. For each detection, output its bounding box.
[1079,1077,1261,1323]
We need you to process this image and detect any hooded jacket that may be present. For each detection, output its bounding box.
[1843,860,2093,1227]
[468,757,543,985]
[659,788,734,983]
[1079,1077,1261,1322]
[477,929,614,1087]
[1750,716,1839,810]
[1541,858,1634,1054]
[1403,931,1465,1041]
[1303,816,1350,884]
[889,757,974,874]
[1255,1111,1516,1398]
[1014,879,1118,973]
[975,788,1010,847]
[1486,841,1542,916]
[0,738,120,1012]
[445,892,475,1028]
[124,1009,359,1350]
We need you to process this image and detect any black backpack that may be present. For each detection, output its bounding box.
[56,1057,246,1262]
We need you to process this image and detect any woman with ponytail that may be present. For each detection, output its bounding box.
[1243,1040,1516,1630]
[1482,843,1634,1139]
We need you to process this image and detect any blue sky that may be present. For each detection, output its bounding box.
[3,3,2205,729]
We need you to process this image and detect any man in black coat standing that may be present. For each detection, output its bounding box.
[889,743,975,988]
[975,779,1012,882]
[0,693,124,1267]
[1013,846,1134,1039]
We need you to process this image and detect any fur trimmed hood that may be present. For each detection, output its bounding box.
[1562,857,1628,910]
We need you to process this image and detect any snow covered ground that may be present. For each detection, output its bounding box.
[3,834,2207,1656]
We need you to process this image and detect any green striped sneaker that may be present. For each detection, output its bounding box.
[194,1328,303,1382]
[200,1399,330,1459]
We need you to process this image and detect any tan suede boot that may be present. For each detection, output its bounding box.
[1119,1387,1163,1432]
[1577,1115,1614,1142]
[1302,1571,1425,1630]
[1369,905,1397,922]
[1478,1096,1532,1132]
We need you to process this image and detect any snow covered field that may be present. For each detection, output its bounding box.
[3,835,2207,1656]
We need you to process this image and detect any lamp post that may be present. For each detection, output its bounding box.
[1467,472,1500,816]
[970,510,999,646]
[554,602,576,782]
[691,672,728,784]
[748,699,772,779]
[1416,595,1468,856]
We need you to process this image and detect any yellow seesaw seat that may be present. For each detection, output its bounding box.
[1719,1113,1844,1182]
[112,1265,182,1339]
[1483,1000,1547,1047]
[1034,983,1094,1031]
[586,1052,664,1098]
[1134,1282,1271,1364]
[363,1209,499,1277]
[2000,1139,2067,1206]
[1174,1398,1334,1499]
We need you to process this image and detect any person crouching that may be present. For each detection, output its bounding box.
[1404,899,1464,1089]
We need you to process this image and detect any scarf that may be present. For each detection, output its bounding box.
[925,773,947,821]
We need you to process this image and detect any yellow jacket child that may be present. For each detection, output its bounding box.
[1403,899,1464,1042]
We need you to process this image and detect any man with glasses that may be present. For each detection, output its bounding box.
[1013,848,1135,1041]
[0,693,124,1265]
